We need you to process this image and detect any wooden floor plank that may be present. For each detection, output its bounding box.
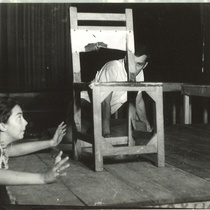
[4,123,210,207]
[165,153,210,180]
[165,136,210,157]
[120,159,210,204]
[105,161,175,206]
[165,143,210,180]
[166,138,210,159]
[7,154,84,206]
[186,123,210,131]
[37,153,150,207]
[165,134,210,162]
[165,124,210,142]
[164,124,210,179]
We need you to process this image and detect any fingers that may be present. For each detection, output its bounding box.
[103,134,111,138]
[57,162,70,175]
[56,156,69,168]
[53,122,67,144]
[57,122,67,136]
[54,152,70,176]
[149,127,154,132]
[147,126,153,132]
[59,173,67,177]
[58,121,67,130]
[58,121,65,127]
[54,151,63,164]
[44,151,69,183]
[55,164,70,177]
[56,122,66,133]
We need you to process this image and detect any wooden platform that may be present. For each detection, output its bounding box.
[3,123,210,208]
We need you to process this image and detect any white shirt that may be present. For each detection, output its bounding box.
[81,59,144,114]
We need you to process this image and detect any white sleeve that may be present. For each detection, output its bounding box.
[97,61,119,82]
[96,61,120,102]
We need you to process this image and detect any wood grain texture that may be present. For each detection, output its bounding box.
[4,124,210,207]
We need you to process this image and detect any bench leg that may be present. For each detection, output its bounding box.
[156,89,165,167]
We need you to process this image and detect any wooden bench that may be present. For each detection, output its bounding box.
[163,83,183,125]
[181,84,210,124]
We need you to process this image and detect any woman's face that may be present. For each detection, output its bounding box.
[5,105,28,141]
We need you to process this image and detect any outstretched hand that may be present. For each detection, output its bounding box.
[146,124,153,133]
[42,151,69,184]
[50,122,66,147]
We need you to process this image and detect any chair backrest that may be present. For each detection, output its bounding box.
[69,6,136,82]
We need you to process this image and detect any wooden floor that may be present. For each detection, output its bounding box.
[4,123,210,208]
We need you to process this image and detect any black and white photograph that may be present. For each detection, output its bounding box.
[1,1,210,209]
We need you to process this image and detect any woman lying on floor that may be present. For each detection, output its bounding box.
[0,97,69,185]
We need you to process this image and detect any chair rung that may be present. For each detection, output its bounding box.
[103,145,157,156]
[78,12,126,21]
[77,26,126,31]
[104,136,128,145]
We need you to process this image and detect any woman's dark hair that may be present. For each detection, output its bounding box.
[0,97,18,123]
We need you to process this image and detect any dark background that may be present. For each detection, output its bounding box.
[74,3,205,84]
[0,3,210,129]
[1,3,210,91]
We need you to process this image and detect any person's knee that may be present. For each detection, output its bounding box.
[65,99,93,137]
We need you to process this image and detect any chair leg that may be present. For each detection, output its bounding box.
[156,91,165,167]
[128,102,136,146]
[94,142,103,171]
[92,86,103,171]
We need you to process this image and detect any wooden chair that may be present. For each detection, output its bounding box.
[69,6,165,171]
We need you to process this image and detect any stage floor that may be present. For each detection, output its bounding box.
[4,123,210,208]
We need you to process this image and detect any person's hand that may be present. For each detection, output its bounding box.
[85,42,107,52]
[50,122,66,147]
[103,133,111,138]
[146,124,153,132]
[42,151,69,184]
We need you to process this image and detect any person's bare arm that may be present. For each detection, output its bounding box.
[102,93,112,137]
[0,151,69,185]
[136,92,152,132]
[0,169,47,185]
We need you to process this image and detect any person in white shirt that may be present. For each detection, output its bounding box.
[80,45,152,137]
[67,47,152,141]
